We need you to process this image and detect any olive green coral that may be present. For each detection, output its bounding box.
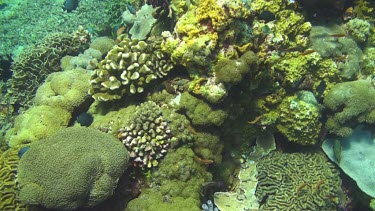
[17,127,129,210]
[256,152,341,211]
[88,37,174,101]
[126,147,211,211]
[178,92,227,127]
[5,105,71,147]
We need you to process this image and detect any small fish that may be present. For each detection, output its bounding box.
[18,146,30,158]
[329,33,347,38]
[300,49,316,55]
[63,0,79,12]
[333,139,342,163]
[76,112,93,127]
[126,2,136,14]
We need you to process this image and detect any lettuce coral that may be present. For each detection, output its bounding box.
[0,146,32,211]
[5,32,86,112]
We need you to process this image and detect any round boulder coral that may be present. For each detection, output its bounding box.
[17,127,129,210]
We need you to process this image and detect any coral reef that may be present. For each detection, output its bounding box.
[309,25,362,79]
[215,50,258,85]
[5,31,87,112]
[193,132,223,164]
[89,36,174,101]
[89,37,115,55]
[67,48,103,70]
[34,69,91,112]
[324,80,375,137]
[256,152,341,211]
[5,105,71,147]
[161,0,251,75]
[17,127,129,210]
[118,101,172,168]
[126,147,212,211]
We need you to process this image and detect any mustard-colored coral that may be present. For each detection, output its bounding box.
[275,92,322,145]
[0,146,33,211]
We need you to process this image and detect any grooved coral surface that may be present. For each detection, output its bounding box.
[256,152,341,211]
[17,127,129,210]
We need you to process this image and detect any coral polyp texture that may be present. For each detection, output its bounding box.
[88,37,174,101]
[118,101,172,168]
[256,152,341,211]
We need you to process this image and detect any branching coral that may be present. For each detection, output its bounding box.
[118,101,173,168]
[89,36,174,101]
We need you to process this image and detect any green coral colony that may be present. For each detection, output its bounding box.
[2,0,375,210]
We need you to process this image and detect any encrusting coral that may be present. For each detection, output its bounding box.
[324,80,375,137]
[256,152,341,211]
[89,36,174,101]
[126,147,212,211]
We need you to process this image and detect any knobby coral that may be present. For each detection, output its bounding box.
[118,101,173,168]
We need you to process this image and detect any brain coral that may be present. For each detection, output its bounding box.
[256,152,341,211]
[17,127,129,210]
[88,36,174,101]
